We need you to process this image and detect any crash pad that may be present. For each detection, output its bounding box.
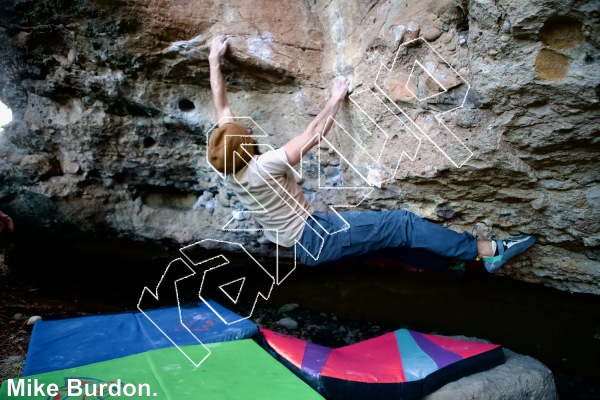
[22,301,257,376]
[2,339,323,399]
[259,328,505,400]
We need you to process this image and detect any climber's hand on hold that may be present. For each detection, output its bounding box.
[209,34,229,62]
[330,76,349,102]
[284,76,348,166]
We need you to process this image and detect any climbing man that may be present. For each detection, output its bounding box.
[207,34,536,272]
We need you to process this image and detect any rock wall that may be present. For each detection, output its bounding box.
[0,0,598,294]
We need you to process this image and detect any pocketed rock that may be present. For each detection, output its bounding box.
[535,49,571,81]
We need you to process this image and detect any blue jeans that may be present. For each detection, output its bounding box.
[295,210,478,267]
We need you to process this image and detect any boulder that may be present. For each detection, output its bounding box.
[0,0,598,295]
[427,348,557,400]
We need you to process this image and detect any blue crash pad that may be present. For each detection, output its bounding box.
[22,301,258,376]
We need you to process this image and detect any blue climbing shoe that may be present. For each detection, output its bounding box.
[482,235,537,273]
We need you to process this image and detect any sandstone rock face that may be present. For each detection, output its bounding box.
[0,0,598,294]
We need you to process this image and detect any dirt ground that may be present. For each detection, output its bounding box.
[0,257,30,380]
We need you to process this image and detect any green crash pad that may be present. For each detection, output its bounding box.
[0,339,323,399]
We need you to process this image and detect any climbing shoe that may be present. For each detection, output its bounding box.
[482,235,537,273]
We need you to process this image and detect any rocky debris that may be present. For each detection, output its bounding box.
[254,302,385,348]
[421,25,443,42]
[405,21,421,42]
[275,317,298,330]
[26,315,42,326]
[0,0,598,295]
[278,303,299,314]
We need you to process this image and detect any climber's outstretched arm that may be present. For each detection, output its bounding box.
[209,35,234,127]
[284,76,348,167]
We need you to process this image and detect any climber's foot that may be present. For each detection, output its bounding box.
[482,235,537,273]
